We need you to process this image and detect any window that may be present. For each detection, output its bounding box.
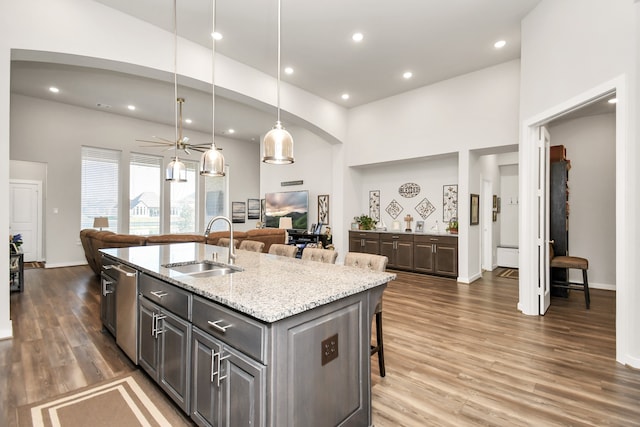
[81,146,120,231]
[129,153,162,235]
[204,167,229,232]
[170,160,198,233]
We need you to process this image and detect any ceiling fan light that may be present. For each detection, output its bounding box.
[166,157,187,182]
[200,144,226,176]
[262,121,294,164]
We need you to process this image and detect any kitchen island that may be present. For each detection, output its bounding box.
[101,242,395,427]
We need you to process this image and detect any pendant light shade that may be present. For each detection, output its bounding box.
[166,157,187,181]
[200,0,226,177]
[166,0,187,183]
[262,0,294,164]
[263,121,294,164]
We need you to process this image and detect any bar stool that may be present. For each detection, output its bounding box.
[301,247,338,264]
[238,240,265,253]
[344,252,389,377]
[217,237,239,249]
[550,244,590,309]
[268,243,298,258]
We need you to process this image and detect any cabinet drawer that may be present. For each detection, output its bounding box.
[380,233,414,243]
[139,274,191,320]
[349,231,379,239]
[192,295,267,363]
[414,234,457,246]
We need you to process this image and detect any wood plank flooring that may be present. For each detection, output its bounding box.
[2,265,639,426]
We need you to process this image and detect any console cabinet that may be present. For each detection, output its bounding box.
[350,231,458,278]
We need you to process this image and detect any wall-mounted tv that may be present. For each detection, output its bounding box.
[265,190,308,230]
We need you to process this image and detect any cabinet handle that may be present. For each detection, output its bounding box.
[102,280,113,296]
[152,313,166,338]
[207,320,232,333]
[361,238,365,247]
[217,352,230,387]
[150,290,168,299]
[211,351,230,387]
[210,349,216,383]
[432,244,437,253]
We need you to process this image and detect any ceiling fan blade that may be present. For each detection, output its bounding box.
[136,139,173,146]
[184,148,191,155]
[154,136,175,144]
[189,147,206,153]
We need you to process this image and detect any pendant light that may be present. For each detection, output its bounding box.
[166,0,187,182]
[200,0,226,177]
[262,0,294,164]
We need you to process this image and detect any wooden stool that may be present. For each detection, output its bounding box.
[550,245,590,309]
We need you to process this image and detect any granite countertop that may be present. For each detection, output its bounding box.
[351,229,457,237]
[101,243,396,323]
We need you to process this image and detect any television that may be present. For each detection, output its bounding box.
[265,190,308,230]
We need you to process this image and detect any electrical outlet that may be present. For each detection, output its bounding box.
[321,333,338,366]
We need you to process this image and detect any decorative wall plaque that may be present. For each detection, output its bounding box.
[369,190,381,221]
[385,199,403,219]
[398,182,421,198]
[443,184,458,222]
[415,198,436,220]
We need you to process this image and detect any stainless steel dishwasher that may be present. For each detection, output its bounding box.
[102,258,139,364]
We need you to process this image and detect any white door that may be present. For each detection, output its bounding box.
[10,180,43,262]
[538,127,551,314]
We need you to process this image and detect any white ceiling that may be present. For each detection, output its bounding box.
[11,0,545,143]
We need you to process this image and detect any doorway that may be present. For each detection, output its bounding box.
[520,77,629,364]
[9,179,43,262]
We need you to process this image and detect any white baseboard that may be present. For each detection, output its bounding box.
[457,271,483,284]
[45,260,88,269]
[0,325,13,340]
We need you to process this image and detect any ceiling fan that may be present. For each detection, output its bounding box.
[137,97,210,154]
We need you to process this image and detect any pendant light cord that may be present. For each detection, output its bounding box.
[173,0,179,159]
[211,0,216,149]
[276,0,281,123]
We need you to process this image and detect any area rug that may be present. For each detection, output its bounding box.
[498,268,519,279]
[17,370,192,427]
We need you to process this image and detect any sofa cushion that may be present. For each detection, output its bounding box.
[246,228,286,253]
[147,234,206,245]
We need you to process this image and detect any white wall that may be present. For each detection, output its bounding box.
[548,113,616,289]
[358,156,458,233]
[519,0,638,366]
[10,94,260,266]
[499,164,519,247]
[259,126,336,239]
[347,60,521,166]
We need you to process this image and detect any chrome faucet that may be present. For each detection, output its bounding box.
[204,215,236,265]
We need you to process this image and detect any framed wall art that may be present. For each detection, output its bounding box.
[232,201,246,223]
[247,198,260,220]
[470,194,479,225]
[369,190,380,222]
[318,194,329,225]
[443,184,458,222]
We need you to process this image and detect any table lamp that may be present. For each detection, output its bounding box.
[93,217,109,231]
[278,217,293,230]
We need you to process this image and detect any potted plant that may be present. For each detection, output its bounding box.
[354,214,376,230]
[447,219,458,234]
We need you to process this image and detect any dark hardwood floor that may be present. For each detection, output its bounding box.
[2,265,639,426]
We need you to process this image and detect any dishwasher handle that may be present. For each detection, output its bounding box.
[104,264,137,277]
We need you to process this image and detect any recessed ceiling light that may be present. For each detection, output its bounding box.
[352,32,364,42]
[49,87,59,93]
[403,71,413,79]
[211,32,223,40]
[127,105,136,111]
[228,129,235,134]
[341,93,350,100]
[494,40,507,49]
[185,118,193,124]
[284,67,294,75]
[608,98,618,104]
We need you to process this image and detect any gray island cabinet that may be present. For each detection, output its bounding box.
[101,243,395,427]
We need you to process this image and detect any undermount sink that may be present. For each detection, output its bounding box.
[163,260,243,277]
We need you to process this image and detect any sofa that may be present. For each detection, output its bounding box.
[80,228,286,276]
